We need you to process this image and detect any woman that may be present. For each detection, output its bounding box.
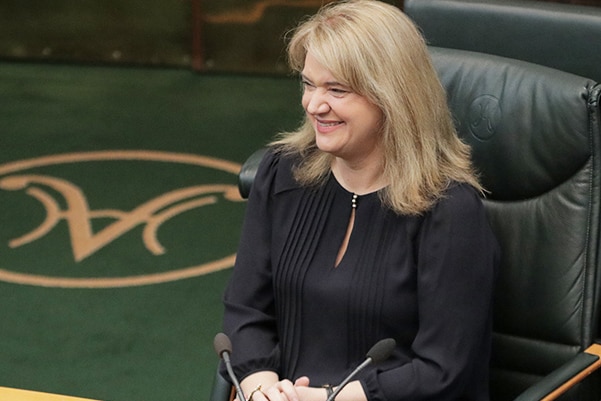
[221,1,499,400]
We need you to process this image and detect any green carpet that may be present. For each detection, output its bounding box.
[0,61,302,400]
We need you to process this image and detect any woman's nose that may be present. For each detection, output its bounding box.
[305,90,330,115]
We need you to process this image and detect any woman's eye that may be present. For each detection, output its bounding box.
[330,88,349,96]
[301,80,315,89]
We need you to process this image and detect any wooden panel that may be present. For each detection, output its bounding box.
[0,387,99,401]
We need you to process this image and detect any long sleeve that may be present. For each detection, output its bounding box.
[360,184,499,401]
[221,150,282,380]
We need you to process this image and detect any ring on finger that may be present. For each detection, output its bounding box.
[248,384,262,401]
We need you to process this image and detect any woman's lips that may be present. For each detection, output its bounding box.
[315,119,344,133]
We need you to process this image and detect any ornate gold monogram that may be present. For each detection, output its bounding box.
[0,150,244,288]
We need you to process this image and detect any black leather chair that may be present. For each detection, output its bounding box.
[430,47,601,401]
[210,47,601,400]
[404,0,601,83]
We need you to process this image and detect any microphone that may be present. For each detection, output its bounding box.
[326,338,396,401]
[214,332,246,401]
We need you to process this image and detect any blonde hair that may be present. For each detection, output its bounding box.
[272,0,483,215]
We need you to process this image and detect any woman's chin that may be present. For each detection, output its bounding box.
[315,138,340,155]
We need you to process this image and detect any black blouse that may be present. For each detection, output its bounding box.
[222,149,499,401]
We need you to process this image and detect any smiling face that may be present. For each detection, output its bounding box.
[301,52,384,167]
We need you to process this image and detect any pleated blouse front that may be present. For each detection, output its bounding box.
[223,149,498,401]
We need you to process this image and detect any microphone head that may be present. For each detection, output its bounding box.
[214,332,233,358]
[366,338,396,364]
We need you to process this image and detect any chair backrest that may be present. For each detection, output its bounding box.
[404,0,601,82]
[429,46,601,400]
[238,148,267,199]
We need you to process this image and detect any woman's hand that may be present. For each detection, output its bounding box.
[240,373,366,401]
[242,376,333,401]
[246,377,307,401]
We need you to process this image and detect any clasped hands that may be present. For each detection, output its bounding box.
[239,376,325,401]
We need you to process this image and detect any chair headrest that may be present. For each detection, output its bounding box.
[429,47,600,201]
[406,0,601,82]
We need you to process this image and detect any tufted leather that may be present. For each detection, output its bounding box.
[405,0,601,83]
[430,47,601,400]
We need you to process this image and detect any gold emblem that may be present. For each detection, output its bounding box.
[0,150,244,288]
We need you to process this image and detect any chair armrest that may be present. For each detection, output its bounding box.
[514,344,601,401]
[209,366,233,401]
[238,148,268,199]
